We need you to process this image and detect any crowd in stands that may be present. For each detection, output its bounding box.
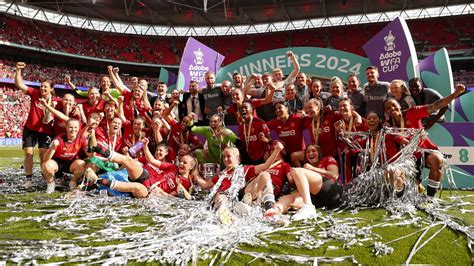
[0,59,161,88]
[0,85,30,138]
[1,14,472,65]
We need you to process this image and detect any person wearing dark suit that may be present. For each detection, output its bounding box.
[150,82,172,107]
[180,80,206,125]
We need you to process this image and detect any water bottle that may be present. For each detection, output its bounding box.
[128,140,144,157]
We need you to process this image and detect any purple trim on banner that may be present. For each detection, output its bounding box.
[167,71,178,87]
[454,98,469,122]
[439,123,474,146]
[418,53,439,77]
[457,165,474,176]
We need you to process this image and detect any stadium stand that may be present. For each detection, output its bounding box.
[1,14,472,66]
[0,85,30,138]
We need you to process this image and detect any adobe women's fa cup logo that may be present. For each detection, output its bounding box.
[379,30,401,73]
[384,31,396,51]
[194,48,204,65]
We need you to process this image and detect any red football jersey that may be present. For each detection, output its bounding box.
[267,114,305,155]
[167,119,201,160]
[52,105,82,135]
[24,87,59,134]
[96,127,124,153]
[211,165,255,192]
[82,99,105,119]
[238,117,270,161]
[226,99,263,121]
[303,111,340,157]
[122,90,149,122]
[142,162,192,194]
[336,117,369,151]
[401,105,437,150]
[263,161,291,196]
[52,135,86,161]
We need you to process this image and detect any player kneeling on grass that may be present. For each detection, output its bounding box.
[193,143,285,224]
[41,119,86,194]
[265,144,343,221]
[86,137,197,199]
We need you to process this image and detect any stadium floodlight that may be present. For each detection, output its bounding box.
[0,2,472,37]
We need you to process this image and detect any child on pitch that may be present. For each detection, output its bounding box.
[85,137,197,199]
[41,119,87,193]
[193,142,285,224]
[265,144,342,221]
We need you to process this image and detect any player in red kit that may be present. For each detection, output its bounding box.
[85,138,197,199]
[41,119,87,193]
[238,102,271,164]
[384,84,466,198]
[226,83,274,123]
[193,143,285,224]
[81,87,105,120]
[121,116,149,157]
[166,115,203,162]
[267,101,305,161]
[121,83,152,121]
[334,98,366,184]
[265,144,342,221]
[291,99,340,167]
[39,94,85,136]
[14,62,59,187]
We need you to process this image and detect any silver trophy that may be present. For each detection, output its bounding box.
[199,163,220,180]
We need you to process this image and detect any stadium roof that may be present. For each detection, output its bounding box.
[2,1,473,36]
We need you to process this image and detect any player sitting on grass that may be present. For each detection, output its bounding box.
[85,137,197,199]
[265,144,342,221]
[193,143,284,224]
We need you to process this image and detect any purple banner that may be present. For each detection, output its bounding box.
[167,71,178,88]
[362,17,418,82]
[176,37,225,90]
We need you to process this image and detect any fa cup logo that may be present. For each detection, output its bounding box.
[384,31,396,51]
[194,48,204,65]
